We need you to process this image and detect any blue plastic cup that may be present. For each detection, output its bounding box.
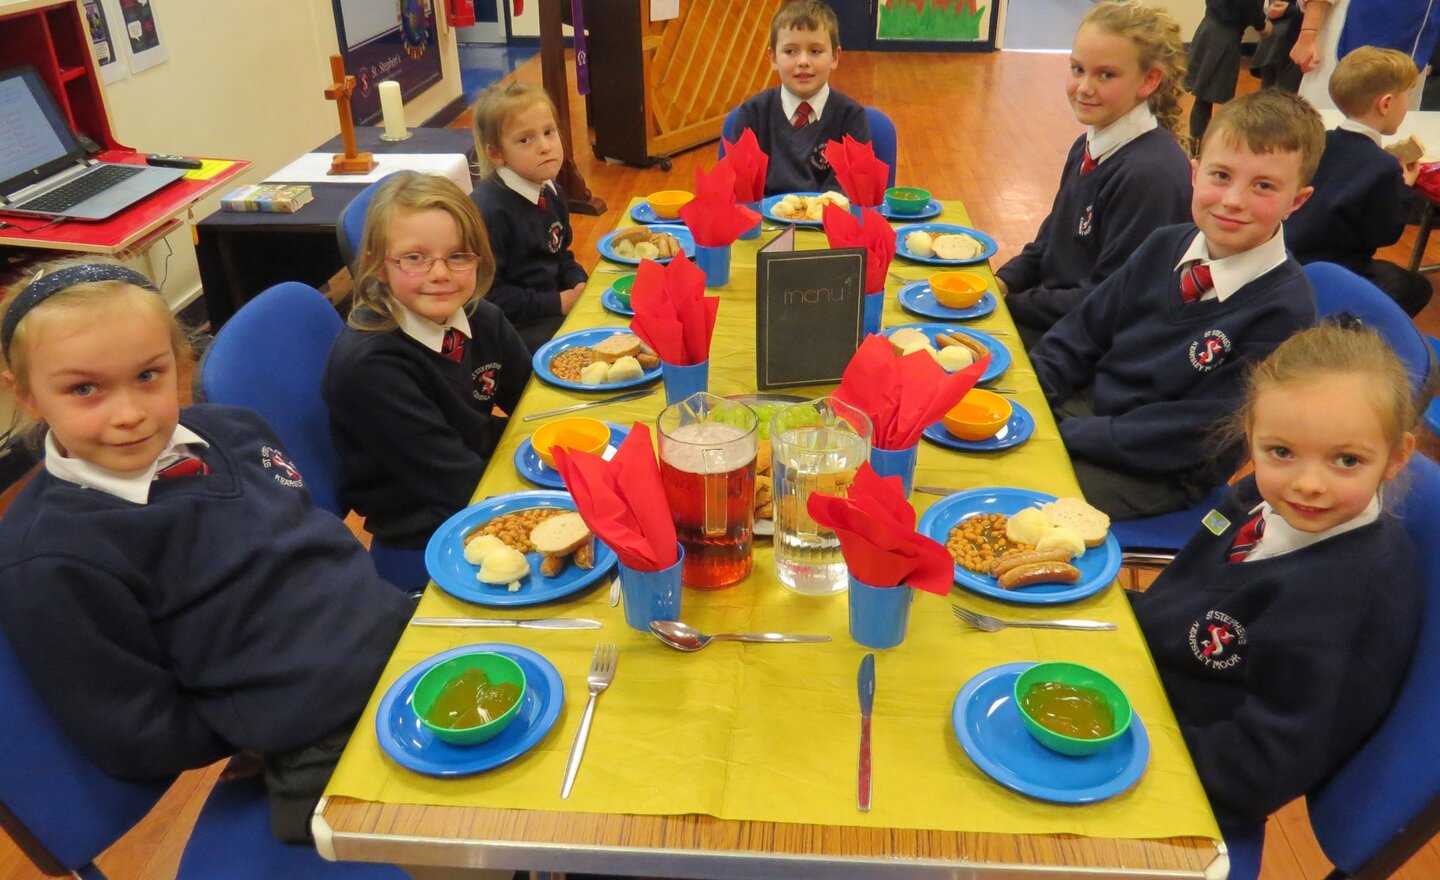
[619,545,685,631]
[662,359,709,406]
[863,290,884,336]
[694,244,732,288]
[849,203,864,221]
[739,200,761,240]
[869,443,918,497]
[848,576,913,649]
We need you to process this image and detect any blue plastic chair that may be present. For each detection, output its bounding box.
[336,173,405,269]
[719,105,898,188]
[1112,485,1230,566]
[1221,821,1266,880]
[1305,262,1437,401]
[1426,337,1440,438]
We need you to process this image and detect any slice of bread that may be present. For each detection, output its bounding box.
[591,333,643,364]
[531,512,592,557]
[1041,497,1110,548]
[1384,134,1425,165]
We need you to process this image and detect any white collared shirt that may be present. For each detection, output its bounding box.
[1173,227,1290,303]
[45,425,211,506]
[394,301,471,354]
[1087,101,1159,166]
[780,84,831,126]
[1243,494,1381,562]
[1336,118,1384,146]
[496,167,558,206]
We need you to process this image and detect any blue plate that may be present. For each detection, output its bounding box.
[629,201,688,226]
[952,662,1149,804]
[533,327,661,393]
[877,198,943,221]
[896,280,997,321]
[376,643,564,777]
[600,287,634,318]
[894,223,998,266]
[880,323,1010,384]
[922,400,1034,452]
[514,422,630,489]
[425,491,617,606]
[597,225,695,265]
[760,191,833,227]
[917,487,1122,604]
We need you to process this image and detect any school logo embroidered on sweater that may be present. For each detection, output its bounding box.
[260,446,305,488]
[547,220,564,254]
[1187,329,1233,372]
[473,363,499,403]
[1077,204,1094,237]
[810,144,831,172]
[1189,610,1247,670]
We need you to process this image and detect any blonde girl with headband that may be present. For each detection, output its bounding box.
[323,171,530,564]
[1132,322,1420,829]
[470,80,588,353]
[0,257,411,843]
[997,0,1193,348]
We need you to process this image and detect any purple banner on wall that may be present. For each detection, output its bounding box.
[332,0,444,125]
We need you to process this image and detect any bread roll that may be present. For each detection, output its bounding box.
[933,234,984,261]
[531,512,592,557]
[591,333,643,363]
[1041,497,1111,547]
[888,327,930,355]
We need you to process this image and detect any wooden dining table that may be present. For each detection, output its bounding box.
[314,200,1228,880]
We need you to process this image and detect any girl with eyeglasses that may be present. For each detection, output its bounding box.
[323,171,531,553]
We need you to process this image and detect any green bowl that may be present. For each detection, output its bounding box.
[412,652,527,746]
[611,273,636,309]
[884,186,931,216]
[1013,662,1131,757]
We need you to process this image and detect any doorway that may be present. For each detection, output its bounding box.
[1002,0,1088,51]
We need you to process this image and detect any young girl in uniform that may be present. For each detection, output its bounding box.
[0,258,412,842]
[997,0,1193,347]
[1131,322,1421,828]
[323,171,531,560]
[1185,1,1270,142]
[470,81,588,353]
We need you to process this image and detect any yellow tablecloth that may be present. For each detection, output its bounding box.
[325,201,1222,843]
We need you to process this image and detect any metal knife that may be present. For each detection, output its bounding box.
[411,617,602,629]
[914,485,960,497]
[522,388,657,422]
[857,653,875,812]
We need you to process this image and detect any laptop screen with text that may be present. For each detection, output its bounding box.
[0,66,86,197]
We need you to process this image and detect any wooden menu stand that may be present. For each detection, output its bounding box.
[540,0,604,215]
[325,54,378,175]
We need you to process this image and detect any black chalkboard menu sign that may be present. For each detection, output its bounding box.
[755,227,866,390]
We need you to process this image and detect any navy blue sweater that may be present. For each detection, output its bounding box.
[1031,224,1316,484]
[1285,128,1408,275]
[1131,477,1420,824]
[999,129,1192,332]
[471,175,588,329]
[323,299,531,546]
[733,87,871,195]
[0,405,412,780]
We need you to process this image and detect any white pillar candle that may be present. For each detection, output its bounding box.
[379,81,408,139]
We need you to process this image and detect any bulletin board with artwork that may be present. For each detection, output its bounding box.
[874,0,997,51]
[331,0,444,125]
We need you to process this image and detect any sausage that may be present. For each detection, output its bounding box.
[997,561,1081,589]
[573,538,595,570]
[540,554,569,578]
[991,548,1073,578]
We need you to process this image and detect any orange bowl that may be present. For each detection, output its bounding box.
[531,417,610,469]
[647,190,694,220]
[941,389,1012,441]
[929,271,988,309]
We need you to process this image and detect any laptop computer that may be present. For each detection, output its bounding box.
[0,64,186,222]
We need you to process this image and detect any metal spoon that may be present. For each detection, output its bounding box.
[648,620,831,652]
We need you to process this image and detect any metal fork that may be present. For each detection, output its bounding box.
[951,605,1116,632]
[560,643,618,798]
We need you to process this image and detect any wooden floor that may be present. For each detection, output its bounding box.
[4,48,1440,879]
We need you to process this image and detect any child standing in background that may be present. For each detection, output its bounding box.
[1185,1,1270,144]
[1250,1,1303,92]
[0,258,412,842]
[733,0,870,195]
[324,172,530,555]
[998,0,1192,347]
[471,81,588,353]
[1132,322,1420,828]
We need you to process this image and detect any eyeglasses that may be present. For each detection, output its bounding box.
[386,252,482,275]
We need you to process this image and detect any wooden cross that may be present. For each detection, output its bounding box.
[325,54,377,175]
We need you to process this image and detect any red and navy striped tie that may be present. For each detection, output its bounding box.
[792,101,812,130]
[441,328,465,362]
[1180,261,1214,303]
[1228,513,1265,562]
[1079,145,1097,175]
[155,455,209,479]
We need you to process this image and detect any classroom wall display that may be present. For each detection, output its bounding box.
[332,0,444,125]
[876,0,992,44]
[114,0,168,73]
[84,0,126,83]
[755,227,867,390]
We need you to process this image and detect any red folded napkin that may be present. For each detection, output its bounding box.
[825,135,889,208]
[834,334,990,450]
[822,203,896,294]
[553,423,678,572]
[677,163,762,247]
[720,128,769,203]
[628,256,718,366]
[807,463,952,593]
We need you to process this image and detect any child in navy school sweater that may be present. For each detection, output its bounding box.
[1131,322,1421,826]
[0,257,412,843]
[1285,47,1432,317]
[470,81,588,354]
[997,0,1192,347]
[733,0,870,195]
[1030,90,1324,520]
[324,172,530,551]
[1185,0,1270,144]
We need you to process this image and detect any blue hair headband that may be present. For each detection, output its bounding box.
[2,264,159,360]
